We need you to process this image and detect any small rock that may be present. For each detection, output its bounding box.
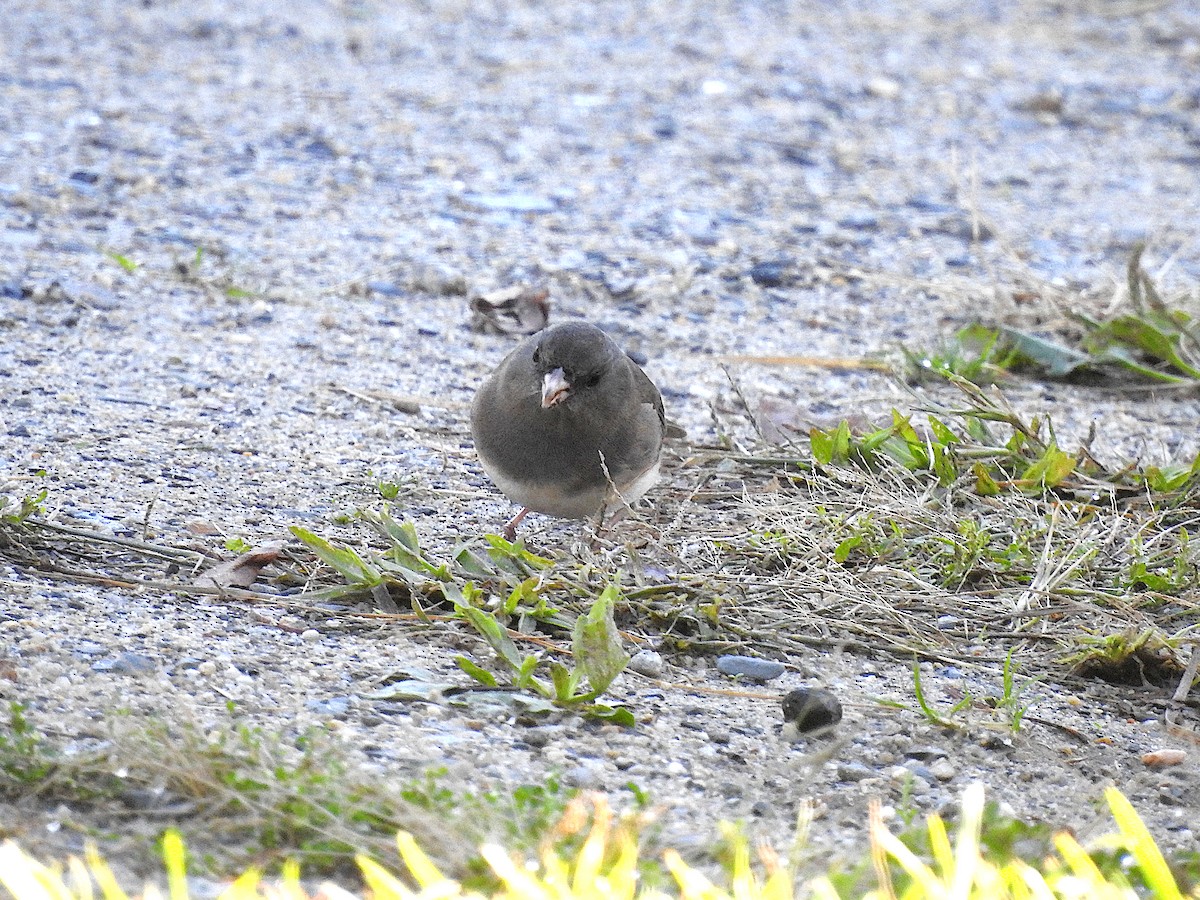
[909,775,932,795]
[866,77,901,100]
[979,733,1014,751]
[716,655,786,681]
[93,652,156,675]
[930,758,957,781]
[627,650,664,678]
[651,115,677,139]
[838,211,878,230]
[365,280,405,297]
[306,696,350,717]
[836,761,874,782]
[1142,748,1186,768]
[522,726,563,748]
[781,687,843,738]
[563,764,604,789]
[747,261,791,288]
[905,746,949,761]
[907,764,936,783]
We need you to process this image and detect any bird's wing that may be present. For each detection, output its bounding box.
[628,357,665,426]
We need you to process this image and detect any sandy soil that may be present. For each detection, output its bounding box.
[2,0,1200,884]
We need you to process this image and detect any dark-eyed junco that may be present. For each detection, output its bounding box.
[471,322,665,539]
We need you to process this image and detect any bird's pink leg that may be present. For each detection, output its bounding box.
[502,507,531,541]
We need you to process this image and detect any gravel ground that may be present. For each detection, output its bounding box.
[3,0,1200,884]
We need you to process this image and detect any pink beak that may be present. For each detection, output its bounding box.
[541,368,571,408]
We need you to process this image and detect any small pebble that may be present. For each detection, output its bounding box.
[563,764,604,789]
[781,687,843,738]
[301,629,321,643]
[905,746,949,761]
[866,76,901,100]
[930,758,957,781]
[747,261,790,287]
[92,652,156,675]
[306,696,350,716]
[522,726,563,748]
[628,650,664,678]
[836,761,874,782]
[716,655,786,681]
[1142,748,1186,767]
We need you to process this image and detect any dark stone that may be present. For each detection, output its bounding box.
[747,261,791,288]
[781,687,842,734]
[717,654,786,681]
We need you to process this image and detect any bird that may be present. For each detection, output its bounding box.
[471,321,666,540]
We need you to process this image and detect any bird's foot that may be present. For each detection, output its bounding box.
[501,506,531,542]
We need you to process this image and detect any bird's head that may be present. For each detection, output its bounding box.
[530,323,620,410]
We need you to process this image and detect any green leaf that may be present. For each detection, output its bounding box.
[1091,345,1192,383]
[290,526,382,588]
[503,577,542,616]
[973,463,1001,497]
[107,252,140,273]
[834,531,865,564]
[377,511,422,552]
[810,420,852,466]
[810,426,833,465]
[514,653,543,691]
[879,413,929,470]
[571,584,630,696]
[483,534,554,569]
[548,661,582,701]
[932,443,957,486]
[1019,444,1076,490]
[460,606,524,671]
[1104,787,1186,900]
[584,705,636,727]
[1097,315,1200,379]
[1,488,47,524]
[997,327,1094,378]
[830,420,852,462]
[441,580,482,610]
[857,421,899,456]
[454,546,498,579]
[927,416,959,446]
[455,657,498,687]
[363,511,449,579]
[1142,454,1200,492]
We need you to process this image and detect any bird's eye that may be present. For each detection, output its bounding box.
[580,371,602,388]
[531,347,542,365]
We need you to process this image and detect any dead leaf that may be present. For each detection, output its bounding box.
[195,544,282,589]
[470,285,550,335]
